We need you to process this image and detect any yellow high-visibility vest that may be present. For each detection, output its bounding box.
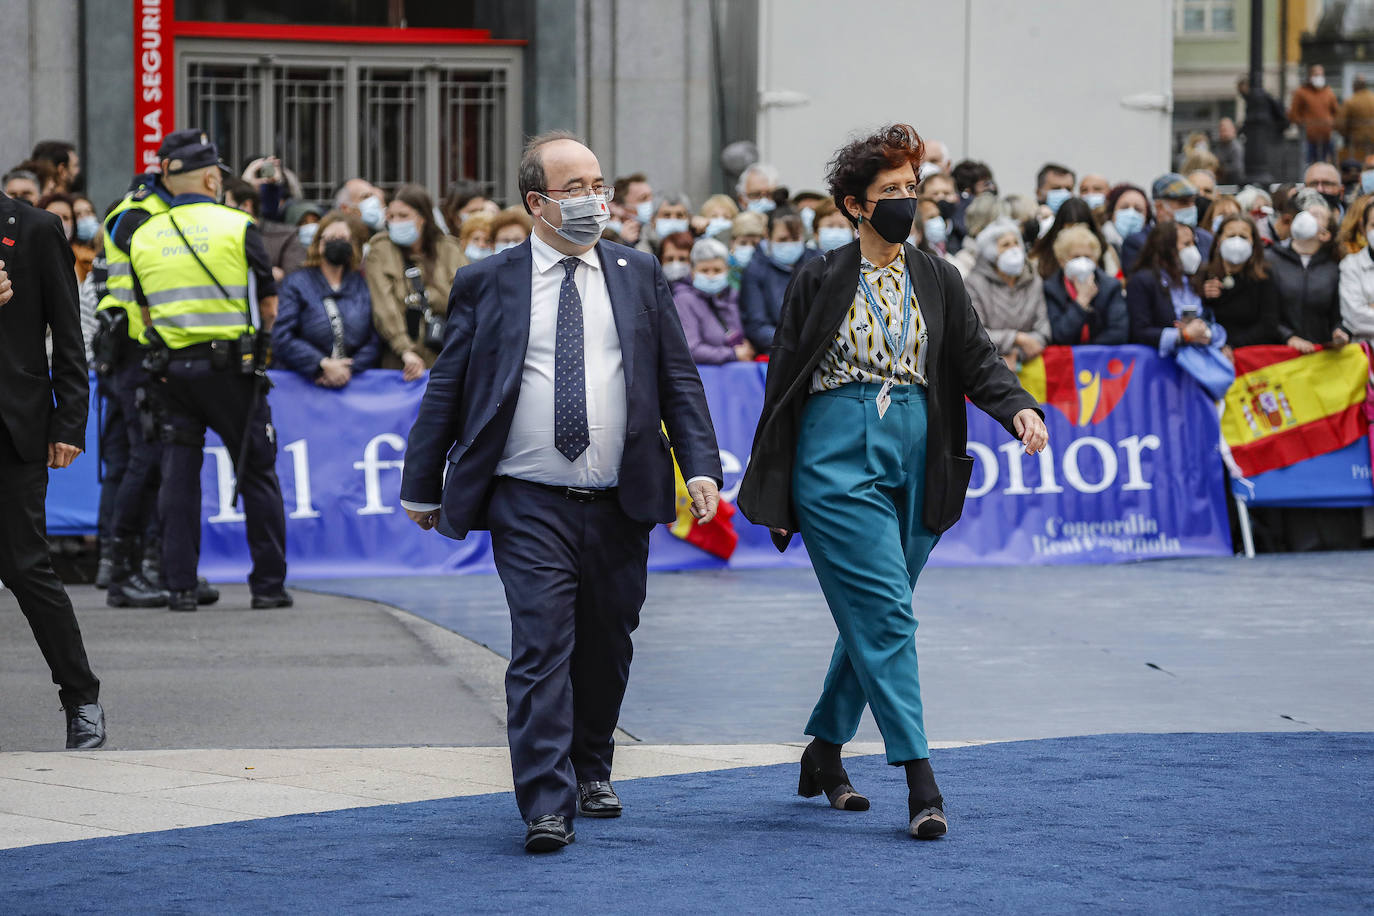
[97,184,170,344]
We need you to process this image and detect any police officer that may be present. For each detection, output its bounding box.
[96,171,176,607]
[126,129,291,611]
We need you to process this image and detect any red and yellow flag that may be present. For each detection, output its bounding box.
[1018,348,1135,427]
[669,450,738,560]
[1221,345,1369,477]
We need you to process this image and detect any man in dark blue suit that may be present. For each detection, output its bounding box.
[400,132,723,853]
[1121,173,1213,276]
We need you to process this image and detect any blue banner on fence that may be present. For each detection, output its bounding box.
[1233,437,1374,508]
[46,347,1235,579]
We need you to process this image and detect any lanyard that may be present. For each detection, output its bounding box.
[857,263,914,372]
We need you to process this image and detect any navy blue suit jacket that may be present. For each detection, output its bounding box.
[400,237,723,539]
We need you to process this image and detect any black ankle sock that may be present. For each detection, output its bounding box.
[903,757,939,802]
[807,737,843,770]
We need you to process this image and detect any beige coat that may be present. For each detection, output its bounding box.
[364,232,467,369]
[1337,88,1374,161]
[963,258,1051,356]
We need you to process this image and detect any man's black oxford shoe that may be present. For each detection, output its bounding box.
[524,814,575,853]
[167,590,197,612]
[65,702,106,749]
[251,591,293,609]
[578,781,622,818]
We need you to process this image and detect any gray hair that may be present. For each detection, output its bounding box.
[963,192,1010,238]
[656,191,692,215]
[3,168,40,187]
[976,218,1023,263]
[735,162,781,198]
[518,129,582,214]
[691,237,729,264]
[1234,185,1273,213]
[1293,188,1326,211]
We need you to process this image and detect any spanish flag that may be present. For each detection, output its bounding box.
[669,451,738,560]
[1221,345,1369,477]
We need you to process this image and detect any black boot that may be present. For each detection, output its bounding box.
[797,738,870,811]
[106,537,168,608]
[94,536,114,589]
[904,758,947,839]
[196,577,220,606]
[168,589,198,612]
[141,536,164,590]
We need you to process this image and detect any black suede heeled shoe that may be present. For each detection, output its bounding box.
[797,742,870,811]
[908,794,947,839]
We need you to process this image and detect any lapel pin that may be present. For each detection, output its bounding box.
[617,258,627,267]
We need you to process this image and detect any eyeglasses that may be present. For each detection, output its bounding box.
[543,185,613,202]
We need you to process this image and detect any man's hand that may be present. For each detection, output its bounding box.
[0,260,11,306]
[1013,409,1049,456]
[47,442,82,469]
[406,507,440,531]
[687,478,720,525]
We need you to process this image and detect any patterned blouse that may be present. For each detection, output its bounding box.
[810,247,929,393]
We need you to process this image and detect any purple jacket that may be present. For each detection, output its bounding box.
[671,279,745,364]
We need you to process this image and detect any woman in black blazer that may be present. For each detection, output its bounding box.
[736,125,1046,840]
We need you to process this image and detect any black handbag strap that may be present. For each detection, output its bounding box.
[166,209,254,331]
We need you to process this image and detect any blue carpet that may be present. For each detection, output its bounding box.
[2,733,1370,914]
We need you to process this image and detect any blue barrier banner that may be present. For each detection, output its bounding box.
[1234,437,1374,508]
[46,347,1234,579]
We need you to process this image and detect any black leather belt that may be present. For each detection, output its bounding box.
[504,477,618,502]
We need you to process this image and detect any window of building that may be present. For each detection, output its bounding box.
[1177,0,1237,36]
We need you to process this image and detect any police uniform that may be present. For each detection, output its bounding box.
[126,130,290,610]
[96,173,174,607]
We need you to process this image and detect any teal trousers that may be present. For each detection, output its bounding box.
[792,382,939,764]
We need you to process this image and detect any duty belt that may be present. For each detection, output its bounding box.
[504,478,619,502]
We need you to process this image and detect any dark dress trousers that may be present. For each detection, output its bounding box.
[401,238,721,821]
[0,192,101,707]
[736,241,1041,545]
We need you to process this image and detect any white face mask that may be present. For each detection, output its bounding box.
[1179,244,1202,275]
[996,247,1026,277]
[1311,75,1326,89]
[1064,256,1096,282]
[661,261,691,283]
[1219,236,1253,265]
[1290,210,1320,242]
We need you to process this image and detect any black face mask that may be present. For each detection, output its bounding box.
[865,197,919,244]
[323,238,354,267]
[935,199,957,221]
[1321,191,1343,211]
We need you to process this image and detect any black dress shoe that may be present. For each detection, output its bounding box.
[798,742,870,811]
[578,781,622,818]
[251,591,293,609]
[65,702,106,749]
[196,578,220,606]
[524,814,575,853]
[168,589,198,612]
[909,794,947,839]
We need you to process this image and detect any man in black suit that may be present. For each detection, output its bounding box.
[401,131,722,853]
[0,191,105,748]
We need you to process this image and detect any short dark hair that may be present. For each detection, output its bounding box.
[518,130,582,214]
[658,231,695,263]
[951,159,992,195]
[1029,197,1110,279]
[1036,162,1075,191]
[30,140,76,170]
[614,172,649,204]
[767,208,806,240]
[825,123,925,227]
[222,175,259,217]
[440,178,486,231]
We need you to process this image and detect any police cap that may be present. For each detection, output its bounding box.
[157,129,230,176]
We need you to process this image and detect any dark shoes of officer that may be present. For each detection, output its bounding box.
[94,536,114,589]
[578,781,623,818]
[524,815,575,853]
[252,591,294,609]
[167,579,221,612]
[106,538,167,608]
[65,702,106,749]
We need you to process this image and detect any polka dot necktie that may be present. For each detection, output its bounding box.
[554,257,590,462]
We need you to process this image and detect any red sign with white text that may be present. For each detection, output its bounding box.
[133,0,174,173]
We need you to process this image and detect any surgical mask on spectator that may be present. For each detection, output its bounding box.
[1083,192,1106,211]
[817,226,854,251]
[996,247,1025,277]
[705,217,733,237]
[1362,170,1374,195]
[494,240,522,253]
[1179,244,1202,275]
[730,244,755,268]
[635,200,655,224]
[606,218,624,236]
[388,219,419,248]
[769,240,805,266]
[465,242,492,261]
[1113,208,1145,238]
[358,195,385,229]
[800,207,816,234]
[692,272,729,296]
[1290,210,1320,242]
[1037,216,1055,238]
[537,191,611,247]
[1219,236,1253,265]
[924,217,948,246]
[75,215,100,243]
[1174,205,1198,227]
[298,223,319,248]
[1311,75,1327,89]
[1045,188,1072,214]
[1064,256,1096,283]
[662,261,691,283]
[747,197,776,215]
[655,217,689,238]
[323,238,354,267]
[1211,215,1226,233]
[866,196,919,244]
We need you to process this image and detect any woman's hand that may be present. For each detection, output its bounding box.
[317,357,353,388]
[1332,328,1351,348]
[1286,335,1317,354]
[1013,409,1049,456]
[734,340,757,362]
[1202,277,1223,299]
[1015,332,1044,360]
[401,350,426,382]
[1073,275,1098,308]
[1180,318,1211,345]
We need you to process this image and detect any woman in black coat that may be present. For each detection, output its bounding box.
[736,125,1046,841]
[1263,205,1345,351]
[1200,215,1282,350]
